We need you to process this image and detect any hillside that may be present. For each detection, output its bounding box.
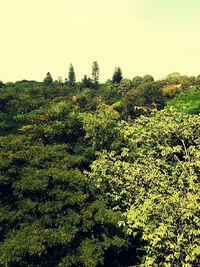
[0,73,200,266]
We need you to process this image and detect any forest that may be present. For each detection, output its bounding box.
[0,63,200,266]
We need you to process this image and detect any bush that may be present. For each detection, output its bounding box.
[88,109,200,266]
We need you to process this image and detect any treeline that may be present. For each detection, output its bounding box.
[1,61,200,89]
[0,68,200,266]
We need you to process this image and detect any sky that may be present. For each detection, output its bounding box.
[0,0,200,82]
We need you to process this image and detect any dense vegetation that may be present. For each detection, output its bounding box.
[0,66,200,266]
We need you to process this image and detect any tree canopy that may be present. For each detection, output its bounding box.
[112,67,123,83]
[43,72,53,86]
[0,68,199,266]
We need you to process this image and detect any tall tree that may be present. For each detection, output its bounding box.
[92,61,99,88]
[0,80,4,88]
[68,64,76,86]
[112,67,122,83]
[81,75,92,89]
[43,72,53,86]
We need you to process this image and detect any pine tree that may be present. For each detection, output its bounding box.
[43,72,53,86]
[68,64,76,86]
[112,67,123,83]
[81,75,92,89]
[92,61,99,88]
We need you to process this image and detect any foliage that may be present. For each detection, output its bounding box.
[0,134,137,266]
[92,61,100,88]
[88,109,200,266]
[0,80,5,88]
[112,67,123,83]
[132,76,142,87]
[165,73,195,89]
[167,86,200,114]
[68,64,76,86]
[117,79,133,94]
[80,103,120,150]
[161,84,181,99]
[43,72,53,86]
[0,70,199,266]
[81,75,93,89]
[142,74,154,83]
[15,100,85,146]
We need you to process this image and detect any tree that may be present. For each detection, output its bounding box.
[117,78,133,94]
[195,75,200,86]
[112,67,123,83]
[132,76,142,87]
[43,72,53,86]
[92,61,99,88]
[139,82,164,107]
[0,80,4,88]
[68,64,76,86]
[54,76,63,86]
[88,109,200,266]
[81,75,92,89]
[0,130,136,267]
[81,103,120,150]
[142,74,154,83]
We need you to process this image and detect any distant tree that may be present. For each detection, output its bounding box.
[165,72,184,85]
[57,76,63,84]
[0,80,4,88]
[112,67,123,83]
[118,79,133,94]
[81,75,93,89]
[165,73,195,89]
[132,76,142,87]
[54,76,63,85]
[195,75,200,86]
[138,82,164,107]
[166,72,181,81]
[43,72,53,86]
[68,64,76,86]
[5,82,15,87]
[143,74,154,83]
[92,61,99,88]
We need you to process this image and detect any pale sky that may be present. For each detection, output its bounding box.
[1,0,200,82]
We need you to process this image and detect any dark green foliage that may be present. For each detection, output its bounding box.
[0,70,199,266]
[132,76,142,87]
[0,80,5,88]
[68,64,76,86]
[99,83,121,105]
[0,134,137,266]
[17,100,84,144]
[72,88,101,111]
[117,79,133,94]
[112,67,123,83]
[43,72,53,86]
[142,74,154,83]
[195,75,200,86]
[139,82,164,107]
[81,75,93,89]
